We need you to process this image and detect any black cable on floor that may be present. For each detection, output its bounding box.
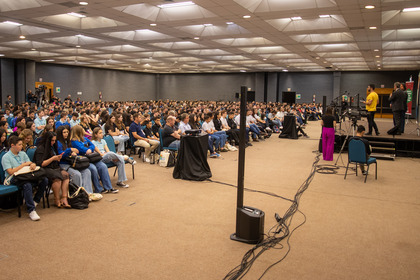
[222,153,320,280]
[206,179,294,203]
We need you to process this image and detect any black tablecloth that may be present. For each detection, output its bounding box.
[173,134,212,181]
[279,115,298,139]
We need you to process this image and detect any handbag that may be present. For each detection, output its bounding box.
[13,166,46,183]
[86,152,103,163]
[65,155,90,170]
[68,181,90,209]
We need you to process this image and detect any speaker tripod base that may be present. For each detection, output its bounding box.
[230,233,261,244]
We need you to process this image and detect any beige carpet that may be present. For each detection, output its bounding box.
[1,121,420,280]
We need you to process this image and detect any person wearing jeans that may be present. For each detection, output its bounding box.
[161,116,181,150]
[2,136,47,221]
[104,114,129,153]
[70,125,119,194]
[92,127,135,188]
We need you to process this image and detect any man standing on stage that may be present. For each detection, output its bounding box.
[362,84,379,136]
[388,82,405,135]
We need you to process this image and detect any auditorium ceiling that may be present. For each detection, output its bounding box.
[0,0,420,73]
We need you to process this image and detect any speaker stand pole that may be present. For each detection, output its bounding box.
[230,86,265,244]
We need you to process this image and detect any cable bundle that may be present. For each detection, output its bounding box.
[223,153,320,280]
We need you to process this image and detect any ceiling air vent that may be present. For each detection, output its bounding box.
[349,27,364,30]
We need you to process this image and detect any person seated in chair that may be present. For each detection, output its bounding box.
[161,116,181,150]
[1,136,48,221]
[350,125,372,175]
[129,113,160,163]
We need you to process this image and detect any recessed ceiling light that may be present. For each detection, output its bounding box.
[369,26,377,30]
[403,7,420,12]
[243,15,251,19]
[203,24,213,27]
[157,1,195,8]
[3,21,22,26]
[150,23,157,26]
[291,16,302,20]
[226,22,234,25]
[41,59,55,62]
[365,5,375,9]
[19,35,25,39]
[319,15,330,18]
[79,1,88,5]
[67,12,86,18]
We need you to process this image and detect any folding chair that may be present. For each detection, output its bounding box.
[344,138,377,183]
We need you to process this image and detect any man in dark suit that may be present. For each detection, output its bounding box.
[388,82,405,135]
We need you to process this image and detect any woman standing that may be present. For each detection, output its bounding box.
[321,107,336,161]
[33,131,71,208]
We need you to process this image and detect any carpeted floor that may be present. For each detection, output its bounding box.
[1,121,420,280]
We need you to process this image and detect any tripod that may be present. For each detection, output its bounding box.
[335,118,358,166]
[406,113,420,136]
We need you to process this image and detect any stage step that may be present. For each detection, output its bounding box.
[370,141,395,160]
[371,153,396,160]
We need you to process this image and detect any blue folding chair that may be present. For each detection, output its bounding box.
[0,151,21,217]
[104,135,135,179]
[159,128,178,152]
[344,138,377,183]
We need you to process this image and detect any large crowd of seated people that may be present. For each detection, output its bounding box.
[0,97,322,221]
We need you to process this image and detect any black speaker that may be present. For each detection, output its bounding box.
[247,91,255,102]
[231,206,265,244]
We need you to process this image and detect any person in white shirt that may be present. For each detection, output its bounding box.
[178,113,192,135]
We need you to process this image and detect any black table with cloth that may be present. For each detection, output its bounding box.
[279,115,298,139]
[173,134,212,181]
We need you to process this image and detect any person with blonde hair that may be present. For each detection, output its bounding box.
[70,125,119,194]
[19,128,34,150]
[92,127,135,188]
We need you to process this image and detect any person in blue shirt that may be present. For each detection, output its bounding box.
[70,125,118,194]
[56,125,94,195]
[55,109,71,130]
[34,110,46,136]
[1,136,48,221]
